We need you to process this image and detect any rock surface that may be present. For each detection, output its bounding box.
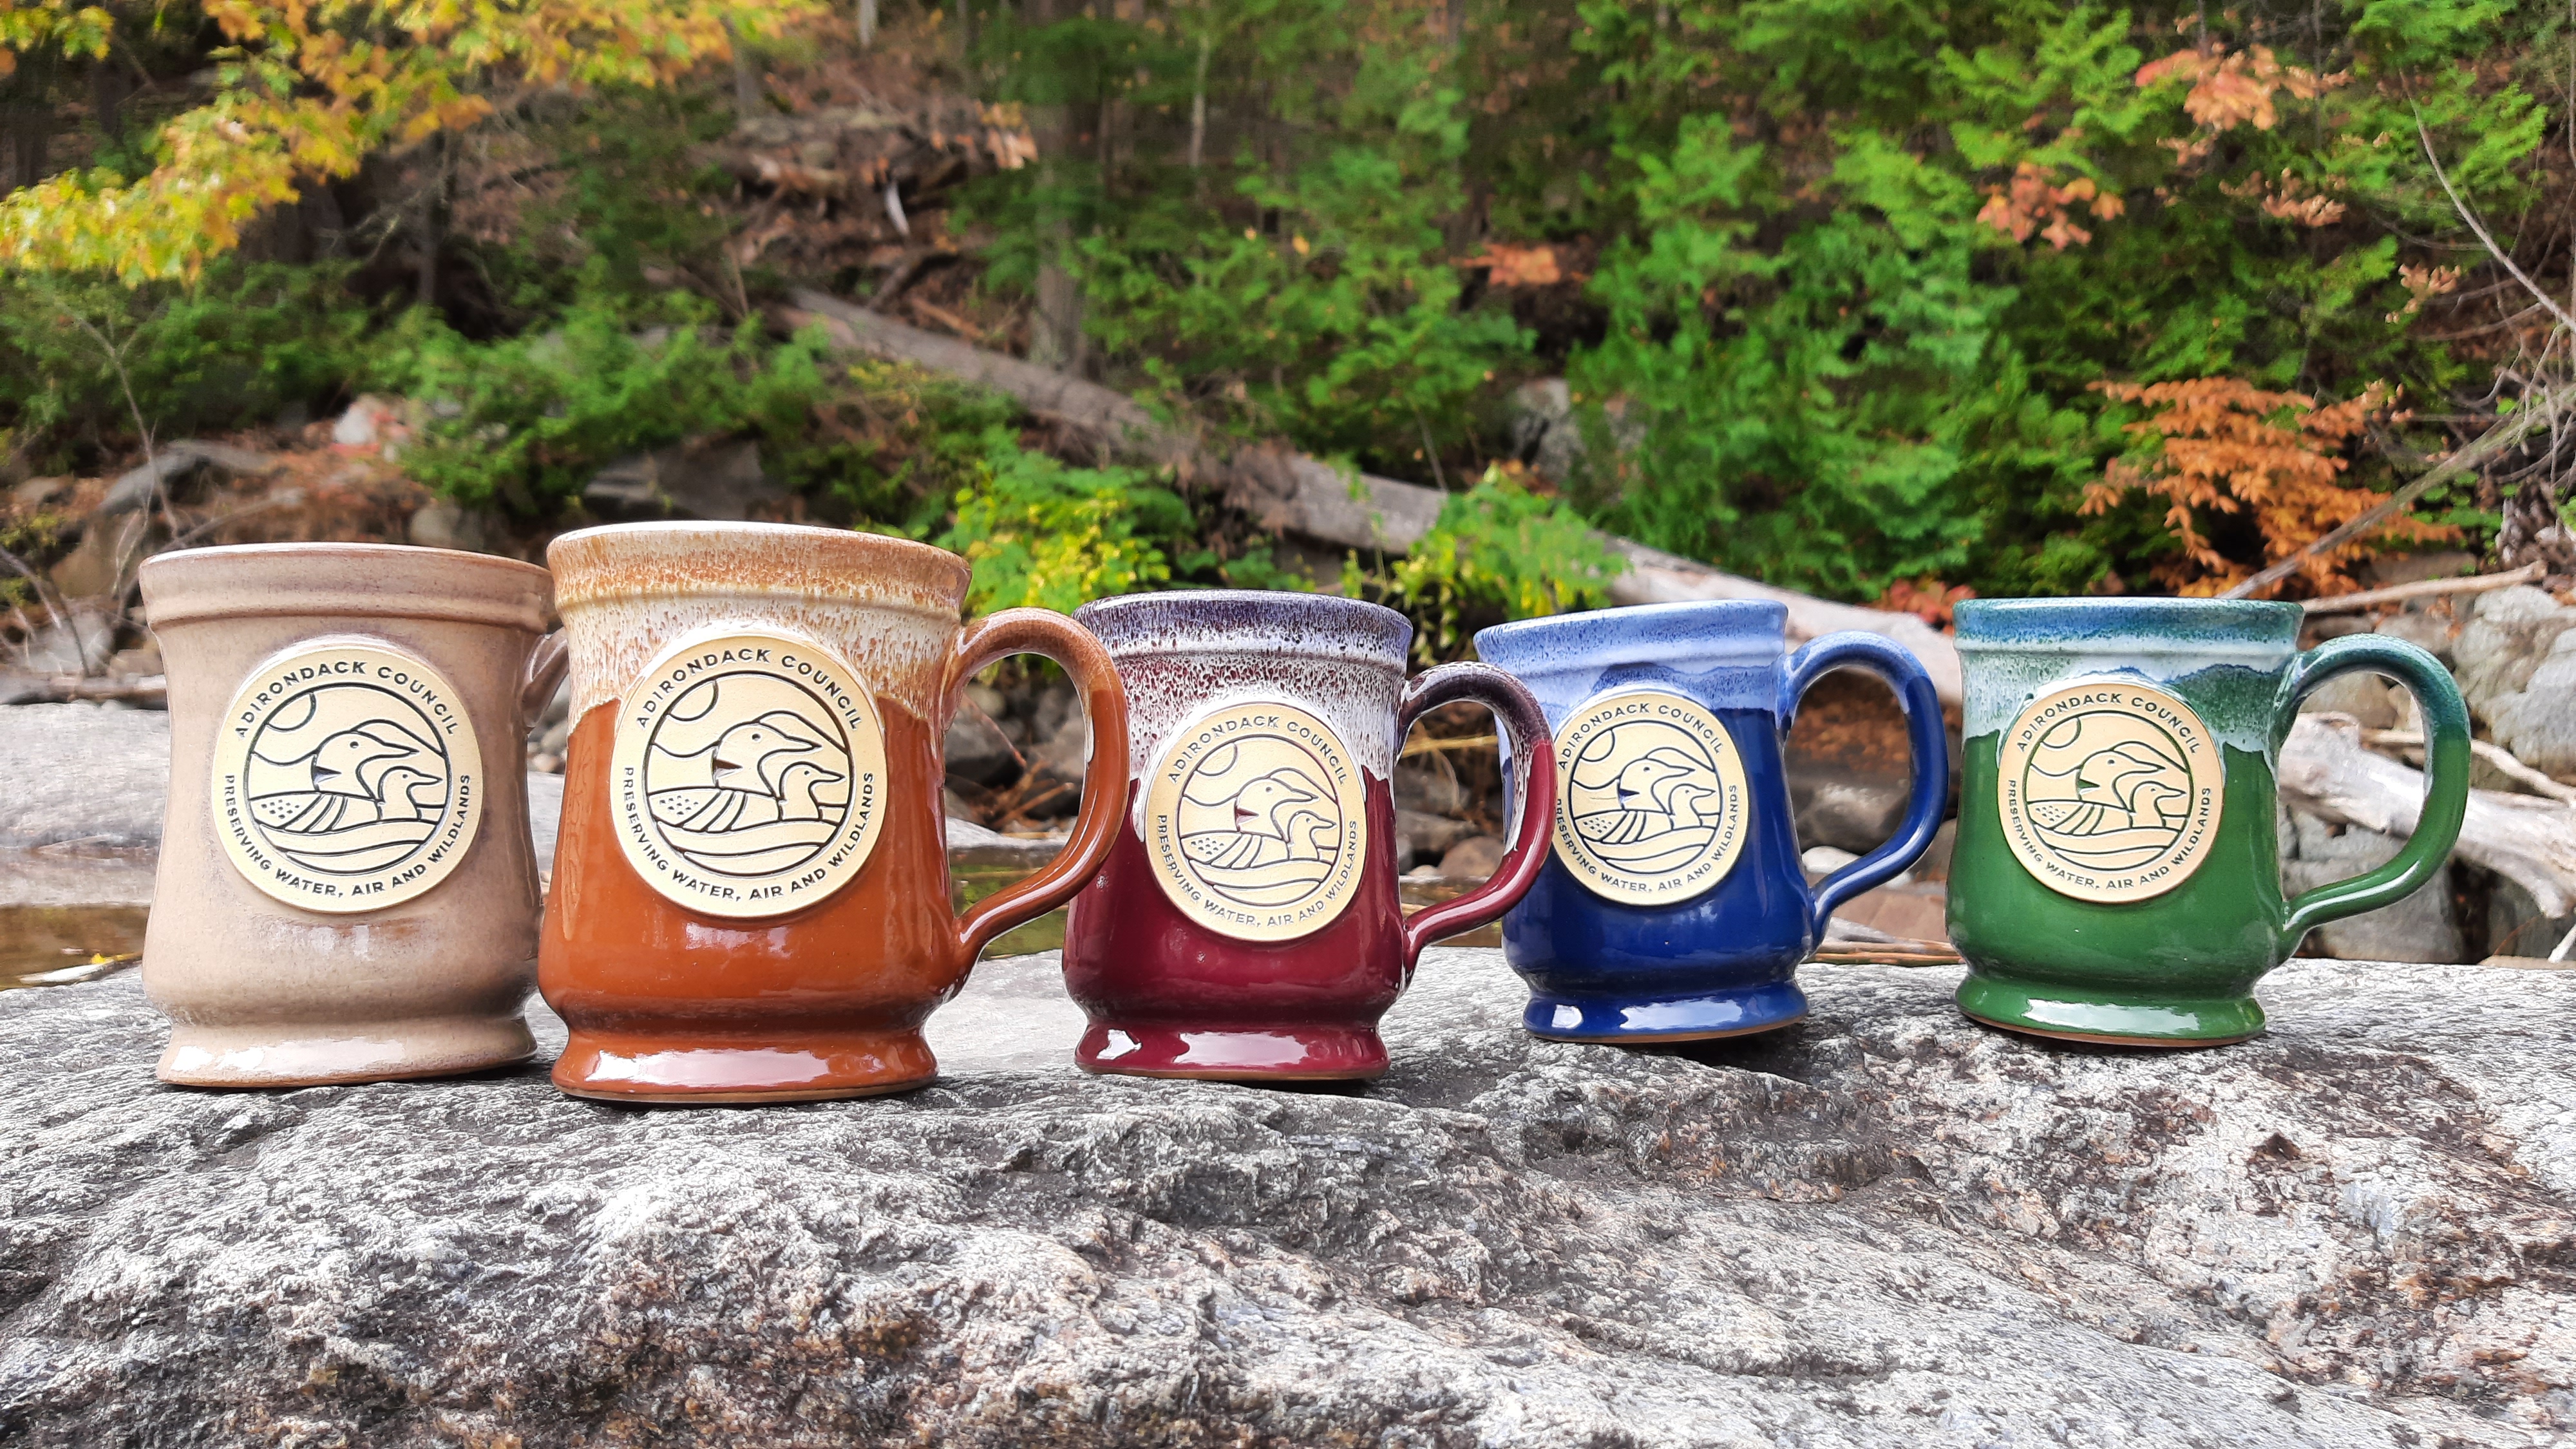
[2455,587,2576,777]
[2,950,2571,1446]
[0,704,171,851]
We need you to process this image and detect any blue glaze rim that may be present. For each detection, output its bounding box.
[1953,597,2300,656]
[1473,600,1788,674]
[1074,589,1414,663]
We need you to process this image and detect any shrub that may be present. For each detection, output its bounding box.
[936,430,1195,614]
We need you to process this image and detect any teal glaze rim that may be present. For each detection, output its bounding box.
[1953,597,2300,658]
[1473,600,1787,673]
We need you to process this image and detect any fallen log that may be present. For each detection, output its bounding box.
[781,290,1965,705]
[2300,562,2544,616]
[2280,713,2576,918]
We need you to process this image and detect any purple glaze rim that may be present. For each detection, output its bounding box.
[1075,589,1413,665]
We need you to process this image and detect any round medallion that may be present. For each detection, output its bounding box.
[609,629,889,920]
[1996,679,2225,903]
[1550,688,1751,905]
[1140,701,1371,942]
[210,641,484,913]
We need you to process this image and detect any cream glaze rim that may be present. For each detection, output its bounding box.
[139,542,552,630]
[547,522,969,617]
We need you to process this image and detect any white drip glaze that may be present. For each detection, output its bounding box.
[549,524,969,728]
[1114,653,1405,837]
[1960,643,2294,753]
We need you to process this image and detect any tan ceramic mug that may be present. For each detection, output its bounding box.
[539,522,1131,1103]
[138,543,568,1086]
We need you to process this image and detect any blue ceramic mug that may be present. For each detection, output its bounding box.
[1473,601,1949,1041]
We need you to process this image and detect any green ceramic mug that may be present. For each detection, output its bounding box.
[1947,598,2470,1046]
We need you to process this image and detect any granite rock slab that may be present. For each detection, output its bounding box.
[2,950,2571,1446]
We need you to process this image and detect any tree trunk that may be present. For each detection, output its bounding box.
[1024,0,1092,374]
[415,135,444,308]
[724,18,764,116]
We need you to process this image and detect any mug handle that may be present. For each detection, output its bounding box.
[2274,634,2472,952]
[1778,631,1949,939]
[521,630,571,725]
[945,609,1133,968]
[1397,662,1557,968]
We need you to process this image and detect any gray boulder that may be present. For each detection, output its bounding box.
[2454,587,2576,777]
[0,703,171,850]
[2,949,2570,1445]
[583,440,782,522]
[2280,808,2461,962]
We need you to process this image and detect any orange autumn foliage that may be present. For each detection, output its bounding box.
[1976,162,2126,249]
[2134,44,2347,133]
[2081,379,2452,598]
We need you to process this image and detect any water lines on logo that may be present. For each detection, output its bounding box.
[210,641,484,913]
[1550,688,1749,905]
[1141,700,1370,942]
[1996,679,2224,904]
[609,629,888,920]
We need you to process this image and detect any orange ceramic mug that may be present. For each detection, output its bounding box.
[539,522,1129,1103]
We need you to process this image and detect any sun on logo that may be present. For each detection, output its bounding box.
[609,629,888,920]
[210,641,483,913]
[1549,688,1749,905]
[1141,701,1370,942]
[1996,679,2225,903]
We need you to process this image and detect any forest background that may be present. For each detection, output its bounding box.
[0,0,2570,646]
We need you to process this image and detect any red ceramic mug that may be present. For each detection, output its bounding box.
[1061,591,1556,1081]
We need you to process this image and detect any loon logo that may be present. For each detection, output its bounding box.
[1997,679,2224,903]
[1141,701,1370,942]
[210,642,483,913]
[610,629,888,919]
[1549,688,1748,905]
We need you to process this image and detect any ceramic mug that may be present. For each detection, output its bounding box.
[540,522,1130,1103]
[1060,591,1556,1080]
[1475,601,1949,1041]
[138,543,567,1086]
[1948,598,2471,1046]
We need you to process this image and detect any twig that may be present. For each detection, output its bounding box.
[2221,391,2560,598]
[2230,99,2576,601]
[162,491,307,550]
[1399,733,1497,757]
[2414,100,2576,336]
[1412,404,1447,491]
[0,543,80,649]
[2301,562,2544,614]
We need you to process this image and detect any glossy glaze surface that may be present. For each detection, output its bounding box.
[1947,599,2472,1046]
[1063,592,1555,1081]
[138,543,562,1086]
[540,524,1130,1102]
[1477,602,1949,1043]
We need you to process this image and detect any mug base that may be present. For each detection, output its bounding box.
[1955,971,2265,1048]
[158,1014,536,1088]
[551,1027,939,1103]
[1075,1021,1388,1081]
[1521,980,1808,1043]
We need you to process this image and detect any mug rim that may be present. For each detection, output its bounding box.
[139,540,553,632]
[1075,589,1413,665]
[547,521,971,615]
[141,539,551,583]
[1473,600,1788,672]
[1954,596,2300,655]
